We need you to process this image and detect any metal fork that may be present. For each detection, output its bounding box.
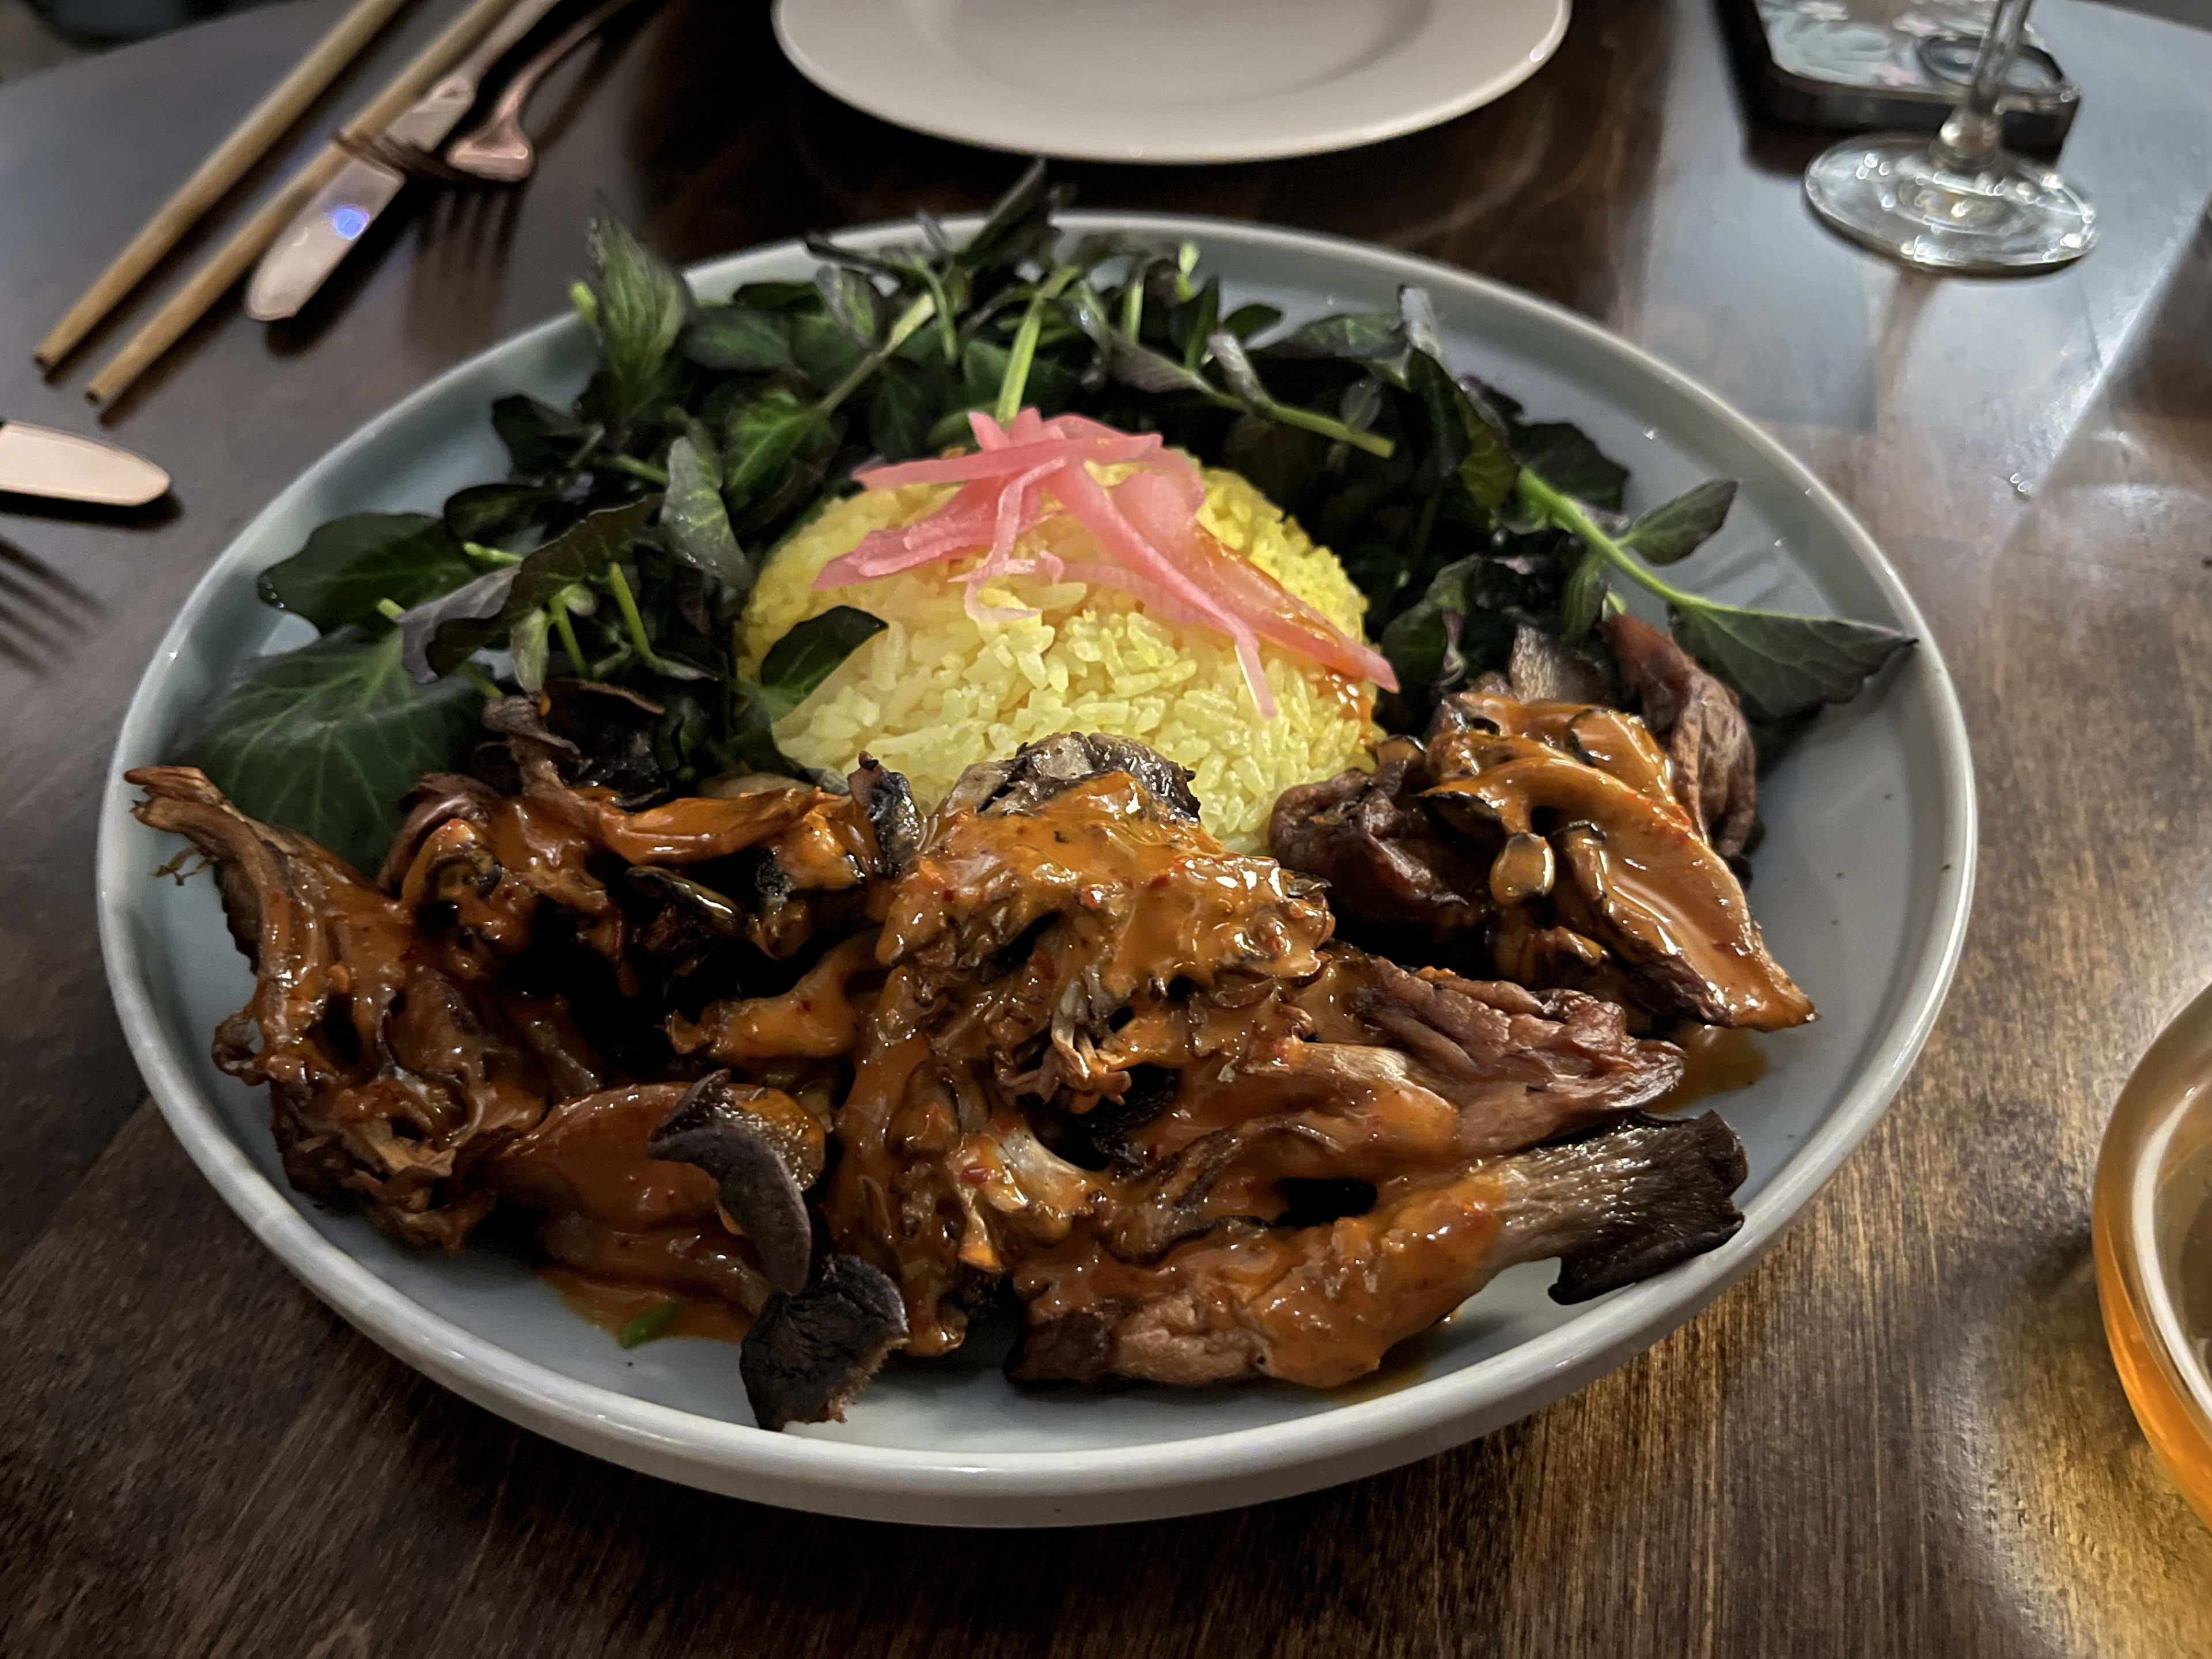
[334,0,572,183]
[448,0,647,181]
[334,128,487,183]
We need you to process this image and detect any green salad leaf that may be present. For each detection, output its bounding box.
[582,211,692,434]
[1666,602,1916,724]
[1558,549,1609,643]
[752,606,888,724]
[659,425,749,593]
[1406,349,1517,512]
[715,608,891,778]
[167,167,1914,874]
[1621,479,1738,566]
[1509,421,1630,512]
[416,497,661,677]
[1516,471,1913,721]
[169,628,483,875]
[1264,309,1402,362]
[256,514,476,633]
[681,305,794,373]
[618,1298,683,1349]
[491,395,601,476]
[722,385,835,510]
[443,482,555,547]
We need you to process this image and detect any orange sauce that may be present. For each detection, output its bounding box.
[542,1264,753,1346]
[1655,1025,1768,1112]
[1326,1325,1442,1403]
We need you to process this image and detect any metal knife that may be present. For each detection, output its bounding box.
[247,0,570,323]
[0,420,169,506]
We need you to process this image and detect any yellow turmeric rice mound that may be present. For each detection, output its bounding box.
[738,465,1380,852]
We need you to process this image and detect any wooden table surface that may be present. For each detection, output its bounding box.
[4,1,2211,1652]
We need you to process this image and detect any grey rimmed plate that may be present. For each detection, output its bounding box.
[96,214,1975,1527]
[772,0,1571,165]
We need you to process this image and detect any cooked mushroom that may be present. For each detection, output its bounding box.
[1541,1111,1748,1302]
[740,1252,908,1430]
[647,1071,827,1294]
[1505,619,1613,704]
[940,731,1203,821]
[1010,1109,1748,1389]
[1601,611,1759,856]
[1267,736,1494,960]
[1488,831,1555,904]
[1425,713,1812,1031]
[377,775,497,889]
[537,678,668,806]
[849,753,922,875]
[135,713,1787,1427]
[624,865,748,938]
[671,932,884,1067]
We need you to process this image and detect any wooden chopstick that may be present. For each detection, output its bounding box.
[36,0,422,371]
[84,0,523,407]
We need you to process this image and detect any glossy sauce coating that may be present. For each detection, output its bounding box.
[1427,714,1813,1032]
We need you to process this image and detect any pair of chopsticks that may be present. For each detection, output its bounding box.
[39,0,525,406]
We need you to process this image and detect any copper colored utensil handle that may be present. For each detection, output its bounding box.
[448,0,649,181]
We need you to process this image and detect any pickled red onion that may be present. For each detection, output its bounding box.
[810,408,1397,713]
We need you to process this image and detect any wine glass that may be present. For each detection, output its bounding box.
[1804,0,2096,275]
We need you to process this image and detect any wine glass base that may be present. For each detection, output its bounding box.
[1805,134,2096,274]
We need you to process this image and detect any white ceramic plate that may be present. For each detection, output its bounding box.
[772,0,1572,164]
[97,214,1975,1527]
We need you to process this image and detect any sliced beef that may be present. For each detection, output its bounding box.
[1085,949,1684,1262]
[1505,620,1613,704]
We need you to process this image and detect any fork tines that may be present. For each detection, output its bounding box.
[333,129,488,185]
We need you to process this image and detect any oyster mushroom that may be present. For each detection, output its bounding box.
[740,1252,908,1430]
[1601,611,1762,857]
[1425,723,1812,1031]
[647,1071,827,1295]
[848,753,922,875]
[941,731,1203,821]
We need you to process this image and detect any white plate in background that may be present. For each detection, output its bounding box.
[97,214,1974,1526]
[772,0,1573,163]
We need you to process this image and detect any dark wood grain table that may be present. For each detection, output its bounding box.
[5,1,2211,1652]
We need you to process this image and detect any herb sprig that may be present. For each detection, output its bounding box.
[169,165,1911,874]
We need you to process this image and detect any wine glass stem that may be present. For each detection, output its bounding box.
[1933,0,2036,172]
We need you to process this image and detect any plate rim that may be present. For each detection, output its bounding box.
[96,210,1977,1518]
[769,0,1574,164]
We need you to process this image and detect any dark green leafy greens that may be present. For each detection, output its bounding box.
[168,628,483,876]
[256,514,478,632]
[1513,471,1913,724]
[581,213,692,434]
[171,164,1911,872]
[1621,479,1738,565]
